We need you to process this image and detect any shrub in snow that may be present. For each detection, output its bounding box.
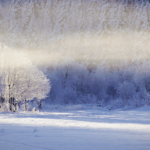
[0,48,50,112]
[41,60,150,109]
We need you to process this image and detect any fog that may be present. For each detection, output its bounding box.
[1,0,150,106]
[0,0,149,69]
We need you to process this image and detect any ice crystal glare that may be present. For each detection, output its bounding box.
[0,0,150,68]
[0,45,32,69]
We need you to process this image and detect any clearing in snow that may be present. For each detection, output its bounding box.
[0,107,150,150]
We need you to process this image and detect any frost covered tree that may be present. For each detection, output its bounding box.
[0,47,50,112]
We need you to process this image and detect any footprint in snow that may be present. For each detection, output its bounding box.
[33,129,37,133]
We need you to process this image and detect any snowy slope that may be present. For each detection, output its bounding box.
[0,108,150,150]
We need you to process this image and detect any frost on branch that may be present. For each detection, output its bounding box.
[0,46,50,112]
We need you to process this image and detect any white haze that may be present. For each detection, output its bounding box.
[0,0,150,68]
[0,0,150,106]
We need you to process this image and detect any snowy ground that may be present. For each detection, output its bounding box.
[0,106,150,150]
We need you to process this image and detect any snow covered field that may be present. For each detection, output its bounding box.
[0,107,150,150]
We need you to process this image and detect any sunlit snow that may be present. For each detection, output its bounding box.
[0,108,150,150]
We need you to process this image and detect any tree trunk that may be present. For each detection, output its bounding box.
[24,99,27,111]
[14,102,18,112]
[12,97,15,112]
[8,85,12,111]
[39,100,42,110]
[37,100,42,110]
[9,98,12,112]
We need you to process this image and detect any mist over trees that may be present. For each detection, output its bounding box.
[0,0,150,65]
[0,0,150,110]
[43,61,150,109]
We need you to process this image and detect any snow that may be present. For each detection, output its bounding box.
[0,107,150,150]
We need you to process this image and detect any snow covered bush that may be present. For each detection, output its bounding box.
[1,0,150,110]
[0,47,50,112]
[41,60,150,109]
